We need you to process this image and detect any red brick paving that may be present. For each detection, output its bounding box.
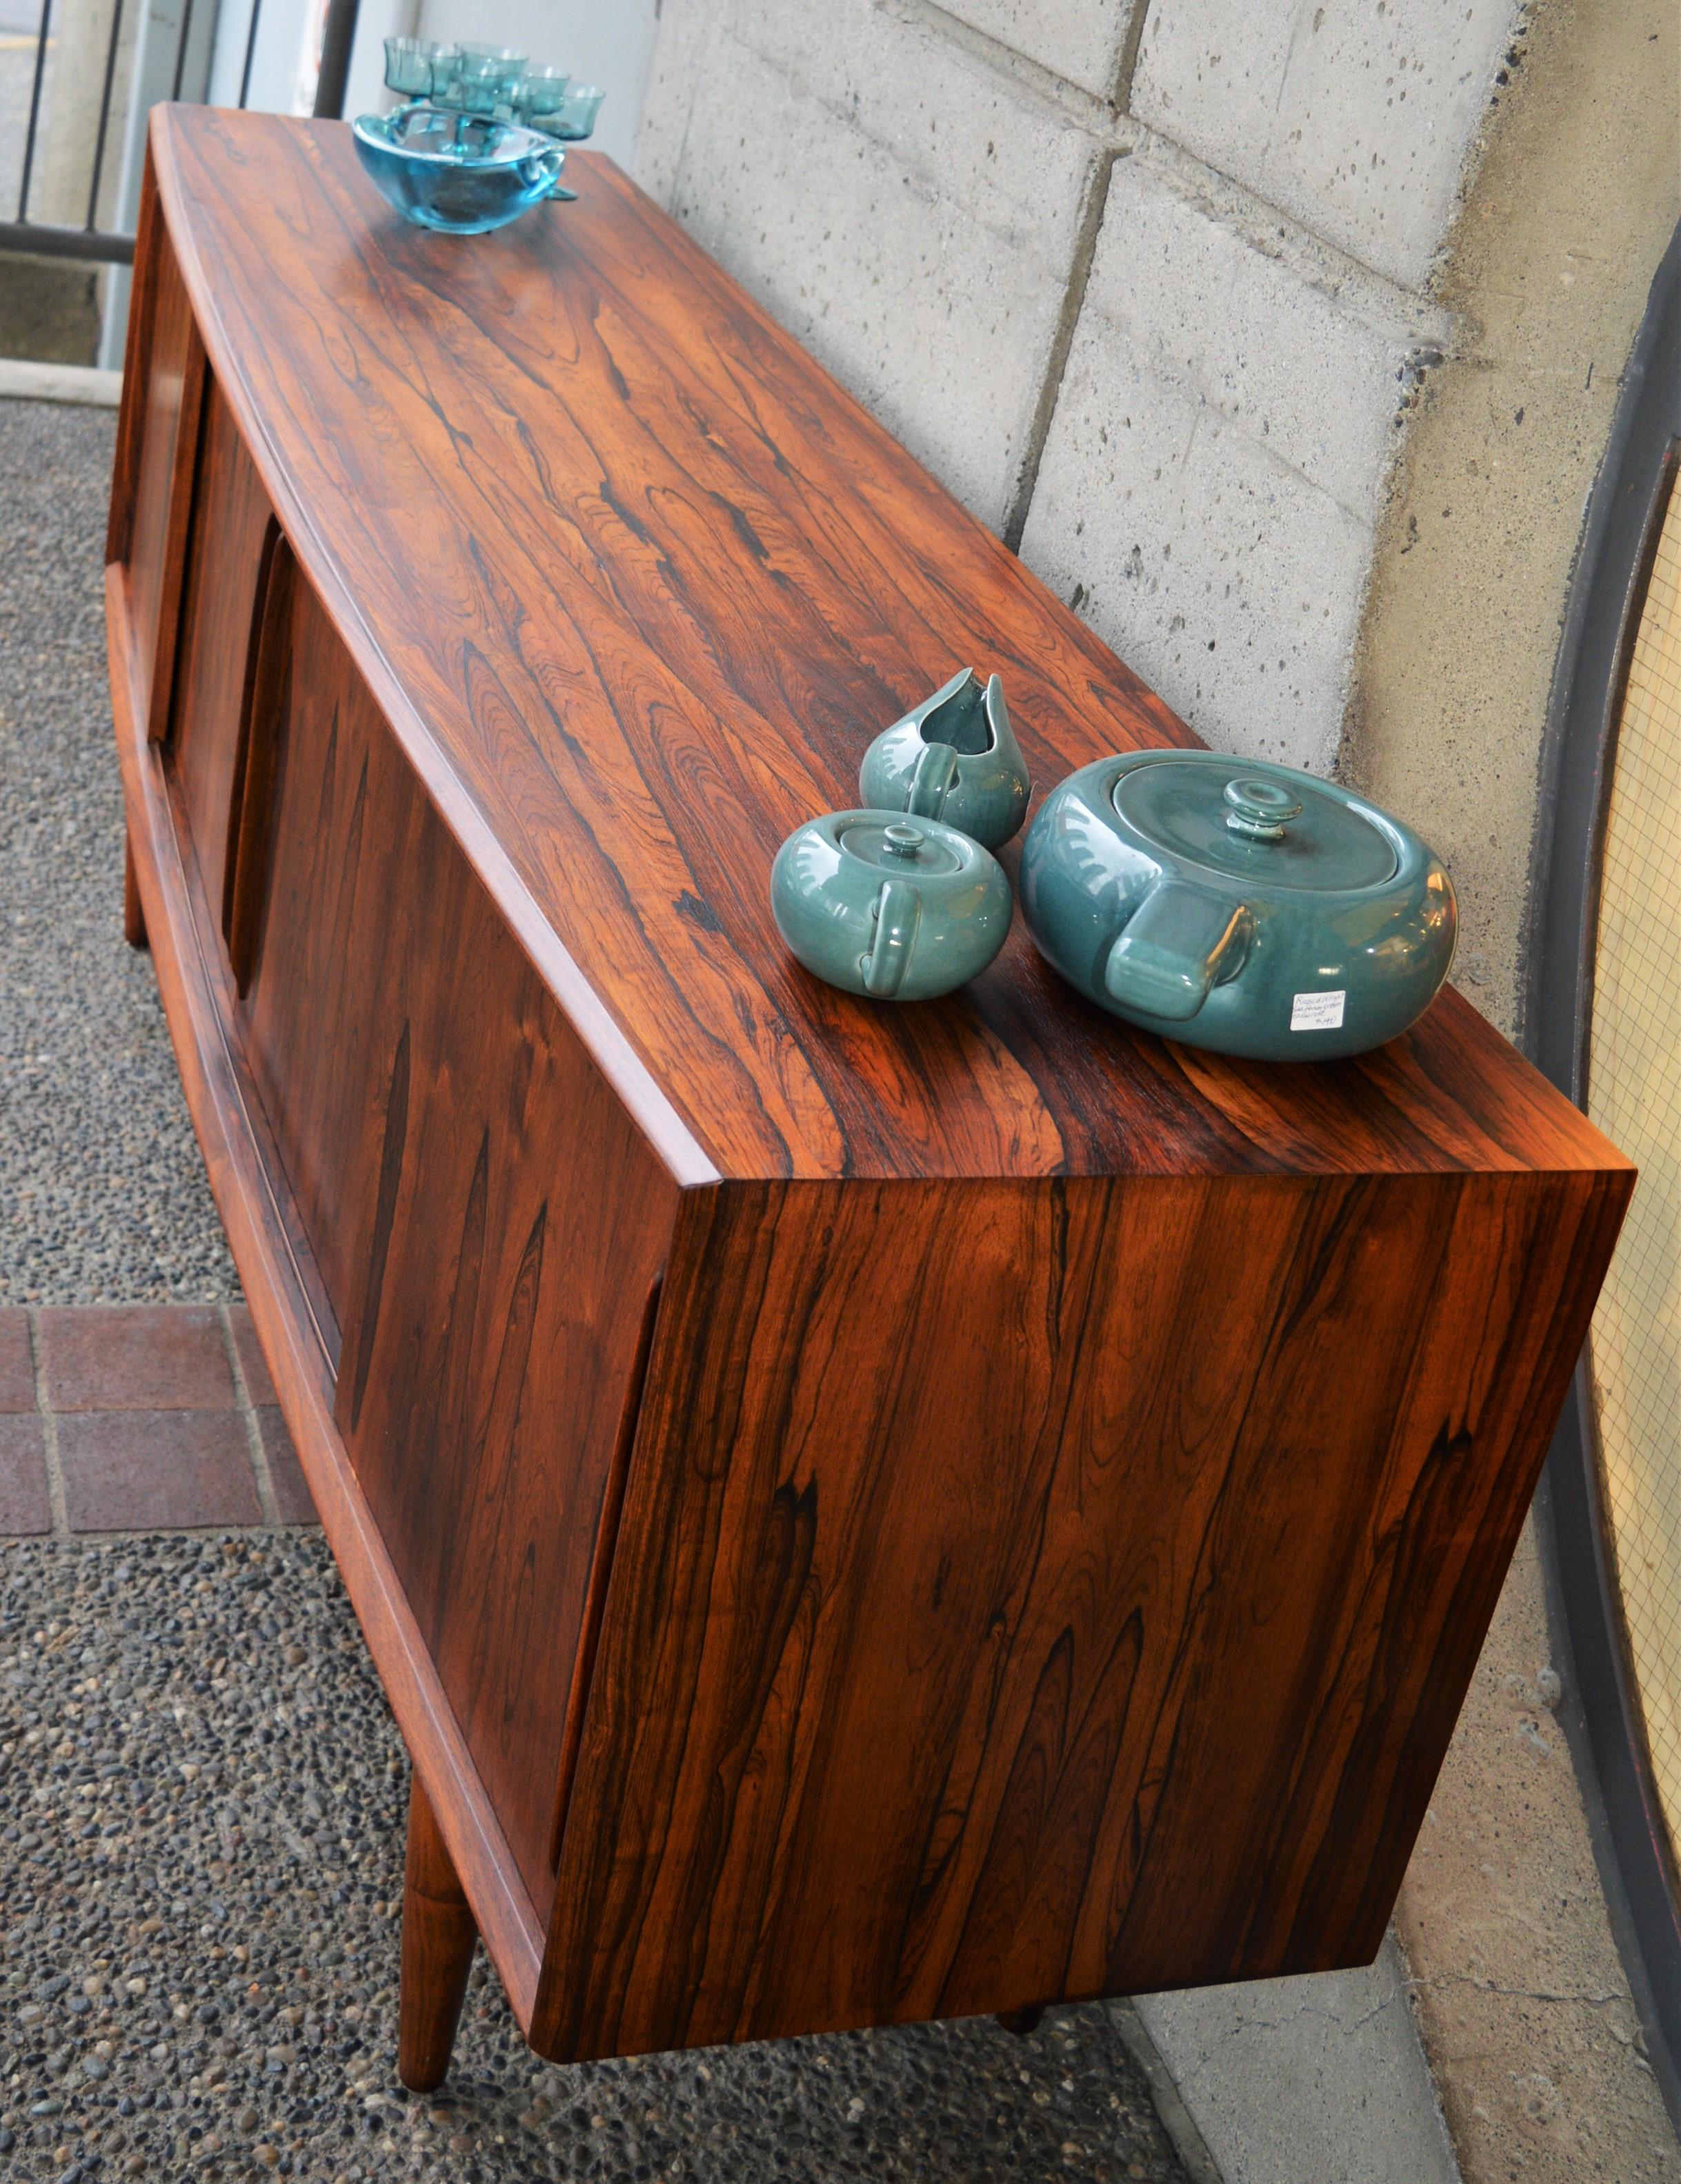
[0,1304,321,1538]
[0,1415,52,1534]
[228,1303,278,1406]
[256,1405,318,1525]
[39,1303,237,1411]
[0,1309,36,1412]
[59,1410,263,1531]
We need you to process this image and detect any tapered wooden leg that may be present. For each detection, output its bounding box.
[997,2005,1045,2037]
[123,833,148,950]
[397,1779,477,2092]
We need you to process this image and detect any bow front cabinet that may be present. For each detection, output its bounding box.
[107,106,1631,2087]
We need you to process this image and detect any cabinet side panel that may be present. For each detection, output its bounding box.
[539,1165,1625,2058]
[167,374,277,923]
[107,152,161,566]
[123,221,201,734]
[236,575,679,1910]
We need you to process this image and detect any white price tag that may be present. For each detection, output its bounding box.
[1291,990,1346,1032]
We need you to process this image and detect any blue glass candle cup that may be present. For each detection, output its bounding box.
[514,63,571,123]
[453,42,524,111]
[531,83,603,139]
[384,37,450,97]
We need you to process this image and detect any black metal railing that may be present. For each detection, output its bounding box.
[0,0,359,268]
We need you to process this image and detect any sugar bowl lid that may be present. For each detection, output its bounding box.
[833,817,966,878]
[1108,752,1402,894]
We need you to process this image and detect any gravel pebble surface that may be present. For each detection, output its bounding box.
[0,396,238,1307]
[1,1536,1189,2183]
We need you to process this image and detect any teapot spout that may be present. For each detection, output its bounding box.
[1104,879,1251,1022]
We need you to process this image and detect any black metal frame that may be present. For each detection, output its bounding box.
[1529,219,1681,2132]
[1,0,360,272]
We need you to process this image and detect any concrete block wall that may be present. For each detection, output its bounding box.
[635,0,1514,776]
[1132,0,1525,290]
[639,0,1108,532]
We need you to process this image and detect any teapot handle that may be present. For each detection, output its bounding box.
[862,879,921,997]
[906,741,958,821]
[1104,879,1251,1022]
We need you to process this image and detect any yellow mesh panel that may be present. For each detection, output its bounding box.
[1588,461,1681,1856]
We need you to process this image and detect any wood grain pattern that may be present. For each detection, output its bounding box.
[225,525,292,994]
[238,572,680,1914]
[107,565,546,2025]
[121,210,202,743]
[123,832,146,948]
[168,373,279,929]
[399,1779,479,2092]
[148,107,1620,1190]
[106,154,161,569]
[535,1160,1629,2056]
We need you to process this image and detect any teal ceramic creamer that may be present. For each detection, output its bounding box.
[859,670,1031,850]
[771,810,1012,1000]
[1019,752,1455,1059]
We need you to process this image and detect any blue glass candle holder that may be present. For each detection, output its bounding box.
[352,107,566,234]
[530,83,604,140]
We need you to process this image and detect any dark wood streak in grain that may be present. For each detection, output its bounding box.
[544,1275,666,1875]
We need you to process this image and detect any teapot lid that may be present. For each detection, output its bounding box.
[837,818,964,876]
[1111,754,1398,894]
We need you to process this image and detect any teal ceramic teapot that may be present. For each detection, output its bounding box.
[1019,752,1456,1060]
[771,810,1012,999]
[859,670,1031,850]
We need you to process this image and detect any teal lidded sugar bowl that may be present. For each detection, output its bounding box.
[771,811,1012,999]
[1019,752,1455,1060]
[859,669,1031,850]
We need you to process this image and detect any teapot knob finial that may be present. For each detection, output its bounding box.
[883,823,926,863]
[1224,777,1303,842]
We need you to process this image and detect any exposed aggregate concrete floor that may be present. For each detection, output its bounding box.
[0,397,237,1307]
[0,1534,1189,2183]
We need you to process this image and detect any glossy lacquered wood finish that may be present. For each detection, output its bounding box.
[123,833,146,949]
[399,1780,479,2093]
[110,106,1633,2082]
[107,565,546,2024]
[120,208,202,745]
[147,106,1618,1191]
[168,375,277,930]
[538,1162,1627,2054]
[239,573,678,1912]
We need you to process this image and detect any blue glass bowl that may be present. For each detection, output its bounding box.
[352,108,565,234]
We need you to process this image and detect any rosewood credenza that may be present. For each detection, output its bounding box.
[108,105,1631,2088]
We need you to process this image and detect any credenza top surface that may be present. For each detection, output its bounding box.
[147,106,1622,1188]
